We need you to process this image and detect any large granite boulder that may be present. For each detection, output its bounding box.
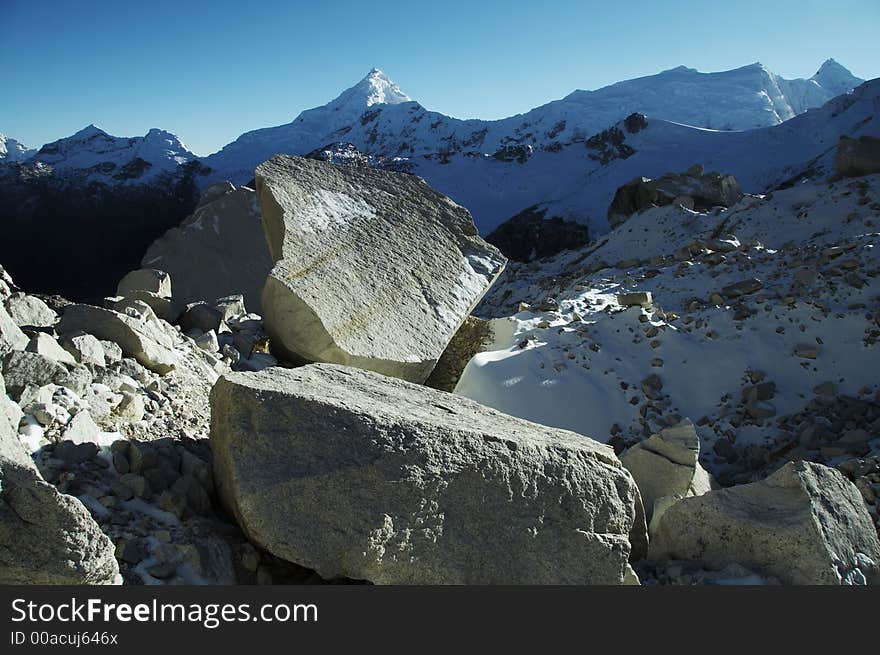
[607,165,743,228]
[141,184,272,313]
[256,155,506,383]
[650,461,880,584]
[620,420,712,532]
[58,303,177,374]
[210,364,644,584]
[834,135,880,177]
[0,371,120,584]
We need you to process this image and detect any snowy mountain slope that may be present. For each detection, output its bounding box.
[0,133,34,162]
[562,59,862,130]
[28,124,198,184]
[0,124,208,299]
[525,77,880,236]
[203,62,867,235]
[461,174,880,495]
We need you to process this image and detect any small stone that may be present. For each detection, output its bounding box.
[794,344,819,359]
[617,292,652,308]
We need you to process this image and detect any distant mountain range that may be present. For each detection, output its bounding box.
[0,58,874,299]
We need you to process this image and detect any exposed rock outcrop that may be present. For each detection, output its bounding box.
[607,165,743,228]
[650,461,880,584]
[486,206,590,262]
[210,364,644,584]
[256,154,506,383]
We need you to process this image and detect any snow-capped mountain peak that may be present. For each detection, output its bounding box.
[811,58,863,96]
[326,68,412,112]
[71,123,108,139]
[0,133,35,162]
[28,125,197,183]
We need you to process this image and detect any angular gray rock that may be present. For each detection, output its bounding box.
[26,332,77,365]
[60,333,107,367]
[620,420,712,530]
[608,166,743,227]
[1,350,72,399]
[1,371,120,584]
[256,155,506,383]
[58,303,177,375]
[650,461,880,584]
[0,301,28,351]
[4,293,57,328]
[211,364,643,584]
[117,268,172,299]
[141,184,272,313]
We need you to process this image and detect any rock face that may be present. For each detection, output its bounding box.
[485,206,590,262]
[0,302,28,351]
[210,364,643,584]
[58,303,177,374]
[607,165,743,228]
[256,155,506,383]
[620,420,712,531]
[650,461,880,584]
[141,184,273,313]
[424,316,494,392]
[835,135,880,177]
[0,371,120,584]
[4,293,57,328]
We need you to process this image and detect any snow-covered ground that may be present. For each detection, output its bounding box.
[461,175,880,489]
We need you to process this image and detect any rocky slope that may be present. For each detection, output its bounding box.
[461,169,880,546]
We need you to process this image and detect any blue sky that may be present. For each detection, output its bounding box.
[1,0,878,156]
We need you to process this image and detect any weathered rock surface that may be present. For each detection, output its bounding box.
[620,420,712,530]
[0,371,120,584]
[425,316,494,392]
[117,268,172,299]
[608,165,743,227]
[0,301,28,351]
[650,461,880,584]
[58,303,177,374]
[26,332,77,365]
[835,135,880,177]
[256,155,506,383]
[60,333,107,367]
[4,293,57,328]
[211,363,643,584]
[1,350,73,398]
[141,184,272,313]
